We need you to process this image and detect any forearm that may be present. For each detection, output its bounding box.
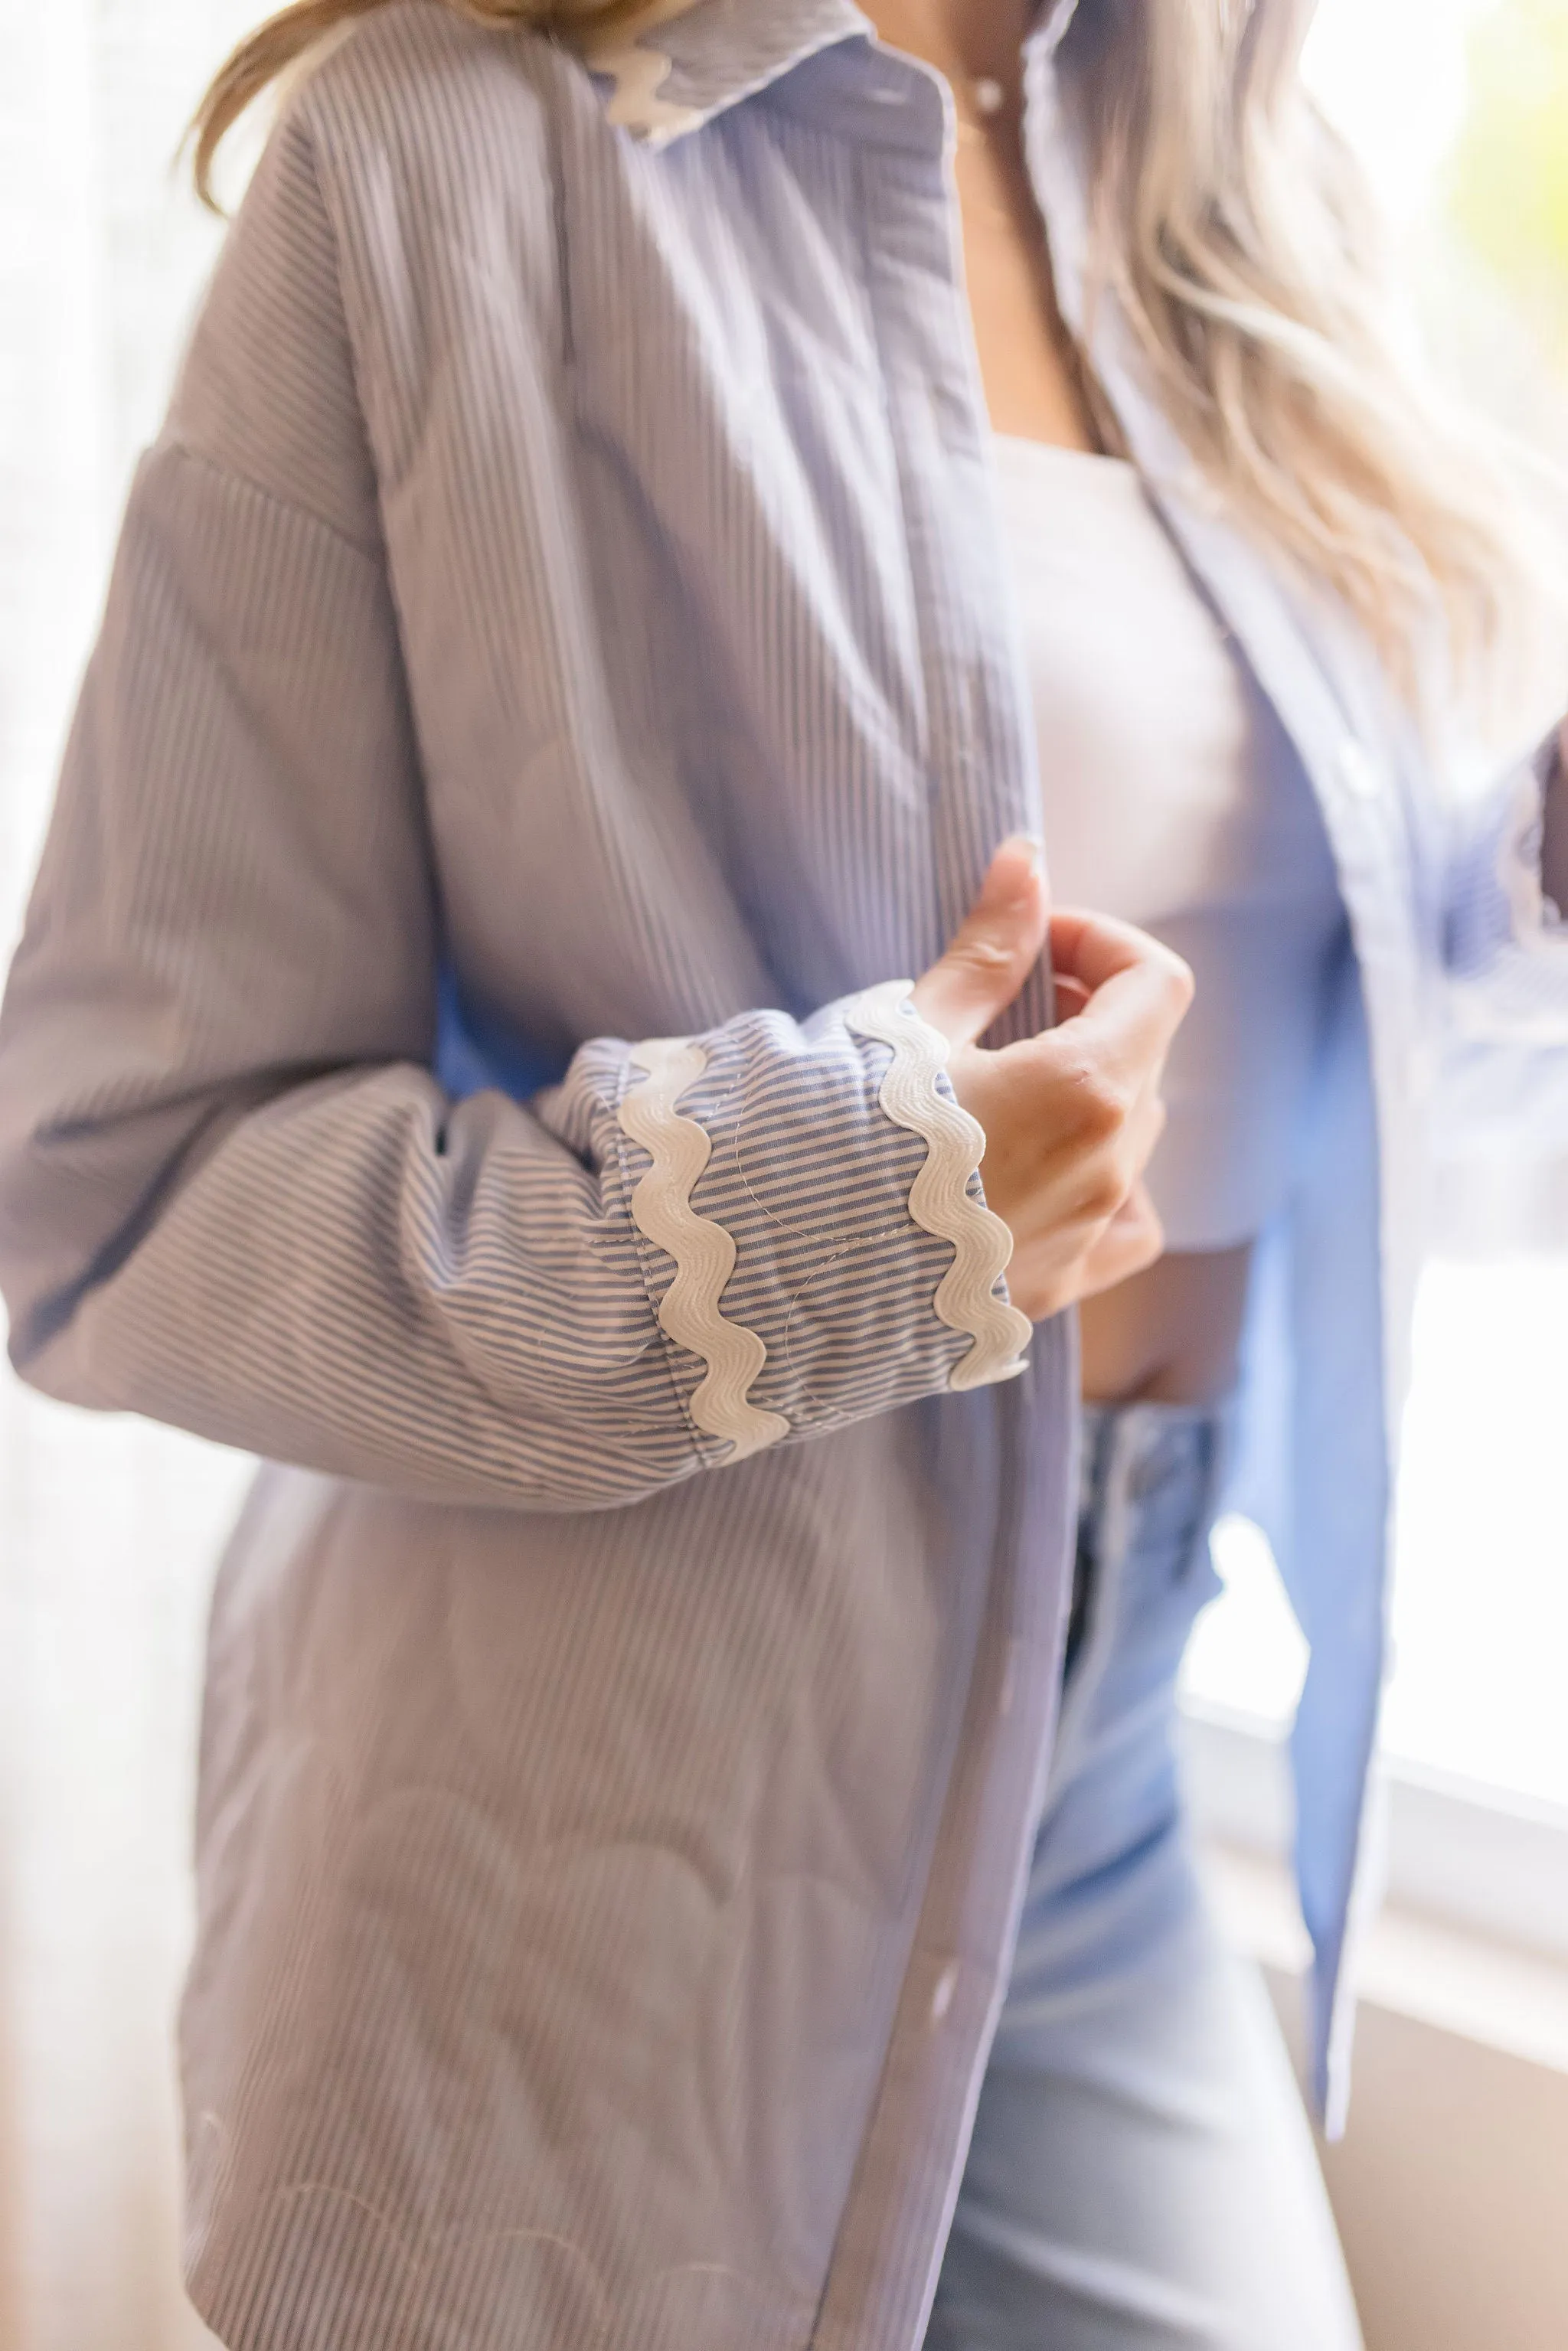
[0,442,1009,1510]
[2,988,1011,1513]
[1544,720,1568,918]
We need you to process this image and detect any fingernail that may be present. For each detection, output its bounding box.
[994,834,1045,897]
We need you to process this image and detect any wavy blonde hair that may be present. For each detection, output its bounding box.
[191,0,1551,701]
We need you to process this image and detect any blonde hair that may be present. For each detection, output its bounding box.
[191,0,1552,702]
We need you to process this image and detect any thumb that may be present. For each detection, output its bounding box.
[910,835,1049,1050]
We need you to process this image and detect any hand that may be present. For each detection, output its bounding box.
[910,836,1194,1321]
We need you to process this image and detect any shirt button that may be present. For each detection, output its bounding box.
[930,1961,959,2023]
[1338,739,1381,801]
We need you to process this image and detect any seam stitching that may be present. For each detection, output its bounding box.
[159,436,383,567]
[602,1086,708,1456]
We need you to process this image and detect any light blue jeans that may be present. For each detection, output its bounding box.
[926,1400,1364,2351]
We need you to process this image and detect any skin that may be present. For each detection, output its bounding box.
[911,838,1194,1325]
[871,0,1254,1402]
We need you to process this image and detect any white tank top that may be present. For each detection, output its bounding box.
[991,434,1344,1252]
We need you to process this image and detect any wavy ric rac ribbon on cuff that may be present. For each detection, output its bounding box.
[844,981,1033,1391]
[618,1037,790,1462]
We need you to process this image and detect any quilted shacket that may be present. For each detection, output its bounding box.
[1,5,1564,2347]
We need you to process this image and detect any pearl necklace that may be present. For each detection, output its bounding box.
[952,67,1020,143]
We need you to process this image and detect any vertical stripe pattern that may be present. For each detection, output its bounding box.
[0,11,1074,2346]
[0,2,1562,2346]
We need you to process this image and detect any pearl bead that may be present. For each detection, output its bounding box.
[972,76,1005,116]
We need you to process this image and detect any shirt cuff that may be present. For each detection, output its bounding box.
[605,983,1033,1466]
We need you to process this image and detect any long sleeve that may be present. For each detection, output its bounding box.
[1442,725,1568,1045]
[1427,723,1568,1242]
[0,106,1028,1515]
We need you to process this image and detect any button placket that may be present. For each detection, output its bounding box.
[1338,738,1382,802]
[929,1959,960,2023]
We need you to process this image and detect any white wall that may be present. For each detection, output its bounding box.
[1306,1987,1568,2351]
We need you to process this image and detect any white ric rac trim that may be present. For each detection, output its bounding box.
[619,1037,790,1462]
[845,981,1033,1391]
[582,0,705,145]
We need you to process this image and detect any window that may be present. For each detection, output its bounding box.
[1181,0,1568,1951]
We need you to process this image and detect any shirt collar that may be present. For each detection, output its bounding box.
[582,0,870,145]
[583,0,1083,147]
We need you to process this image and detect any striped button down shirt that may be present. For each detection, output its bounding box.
[1,4,1564,2347]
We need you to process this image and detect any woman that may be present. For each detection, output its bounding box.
[2,0,1564,2344]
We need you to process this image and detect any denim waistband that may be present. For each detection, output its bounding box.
[1050,1391,1239,1794]
[1078,1392,1237,1531]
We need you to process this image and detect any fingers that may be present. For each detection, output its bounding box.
[924,883,1187,1325]
[910,835,1050,1050]
[1042,906,1193,1082]
[1122,1079,1167,1182]
[1076,1181,1165,1299]
[1050,974,1092,1024]
[1046,906,1181,994]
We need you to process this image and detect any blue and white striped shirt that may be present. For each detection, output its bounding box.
[1,4,1563,2346]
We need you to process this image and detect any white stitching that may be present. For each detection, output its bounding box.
[844,981,1033,1391]
[619,1039,790,1462]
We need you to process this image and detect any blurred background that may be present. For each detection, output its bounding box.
[2,4,1566,2348]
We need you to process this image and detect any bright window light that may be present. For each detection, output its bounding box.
[1184,0,1568,1815]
